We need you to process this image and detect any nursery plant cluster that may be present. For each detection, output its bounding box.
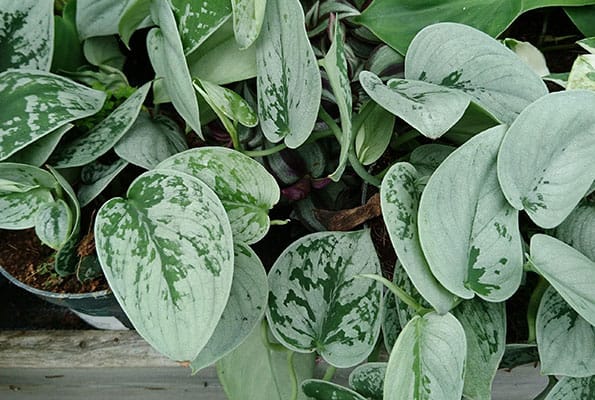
[1,0,594,399]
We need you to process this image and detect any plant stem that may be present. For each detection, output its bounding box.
[358,274,426,314]
[322,365,336,381]
[243,143,287,157]
[526,275,549,344]
[287,351,298,400]
[260,319,286,352]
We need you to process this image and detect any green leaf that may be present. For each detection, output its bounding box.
[231,0,266,49]
[34,199,73,250]
[408,144,454,177]
[543,376,595,400]
[77,158,129,207]
[266,230,383,368]
[77,0,150,40]
[115,112,188,170]
[95,169,234,361]
[381,162,458,313]
[405,23,547,125]
[355,102,395,166]
[0,69,106,160]
[529,234,595,327]
[49,82,150,168]
[419,125,523,301]
[537,286,595,377]
[0,0,53,71]
[499,344,539,369]
[0,163,56,229]
[196,79,258,127]
[190,243,268,373]
[453,299,506,400]
[256,0,321,148]
[567,54,595,90]
[52,1,85,73]
[384,312,466,400]
[156,147,279,244]
[348,363,387,400]
[83,36,126,70]
[302,380,367,400]
[6,124,72,167]
[497,90,595,229]
[360,72,470,139]
[578,37,595,54]
[566,6,595,37]
[554,201,595,260]
[118,0,152,48]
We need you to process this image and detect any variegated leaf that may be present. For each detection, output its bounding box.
[543,376,595,400]
[115,112,188,170]
[499,344,539,370]
[190,243,268,373]
[384,312,466,400]
[156,147,279,244]
[77,0,151,40]
[95,169,234,361]
[0,163,56,229]
[6,124,72,167]
[266,230,383,368]
[78,158,129,207]
[419,125,523,301]
[530,234,595,327]
[34,199,73,250]
[0,70,106,160]
[256,0,321,148]
[0,0,53,71]
[231,0,266,49]
[197,79,258,127]
[568,55,595,90]
[355,102,395,166]
[50,82,150,168]
[381,162,458,313]
[348,363,387,400]
[498,90,595,229]
[453,299,506,400]
[408,144,455,177]
[554,201,595,260]
[302,380,367,400]
[360,71,470,139]
[537,286,595,377]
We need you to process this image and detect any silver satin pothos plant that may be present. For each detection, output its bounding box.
[0,0,595,399]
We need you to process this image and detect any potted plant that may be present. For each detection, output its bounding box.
[1,0,594,399]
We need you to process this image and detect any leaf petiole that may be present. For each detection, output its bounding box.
[357,273,427,314]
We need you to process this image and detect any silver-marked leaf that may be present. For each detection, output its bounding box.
[170,0,231,55]
[453,298,506,400]
[355,102,395,166]
[266,230,383,368]
[499,344,539,369]
[568,55,595,90]
[578,37,595,54]
[148,1,201,136]
[504,38,550,77]
[406,23,547,125]
[537,286,595,377]
[409,144,455,177]
[197,79,258,127]
[118,0,152,48]
[190,243,268,373]
[34,199,73,250]
[231,0,266,49]
[6,124,72,167]
[0,163,56,229]
[77,0,151,40]
[115,112,188,170]
[544,376,595,400]
[0,69,106,160]
[50,82,150,168]
[157,147,279,244]
[256,0,321,148]
[77,158,129,207]
[498,90,595,229]
[302,380,367,400]
[419,125,523,301]
[0,0,53,71]
[360,71,470,139]
[554,201,595,261]
[384,312,466,400]
[321,20,352,182]
[530,234,595,327]
[348,363,387,400]
[381,162,458,313]
[95,169,234,361]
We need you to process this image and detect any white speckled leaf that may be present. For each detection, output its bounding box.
[360,71,469,139]
[266,230,383,368]
[409,144,455,177]
[157,147,279,244]
[0,69,106,160]
[197,79,258,127]
[530,234,595,327]
[384,312,466,400]
[302,380,367,400]
[453,299,506,400]
[406,23,547,125]
[349,363,387,400]
[256,0,321,148]
[95,169,234,361]
[77,0,151,40]
[567,55,595,90]
[0,0,53,71]
[543,376,595,399]
[190,243,267,373]
[554,201,595,261]
[381,162,458,313]
[497,90,595,229]
[231,0,266,49]
[77,158,129,207]
[34,199,73,250]
[419,125,523,301]
[6,124,72,167]
[115,112,188,170]
[537,286,595,377]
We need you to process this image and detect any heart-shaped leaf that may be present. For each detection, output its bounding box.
[349,363,387,400]
[302,380,367,400]
[384,312,466,400]
[543,376,595,400]
[554,201,594,261]
[0,0,53,71]
[157,147,279,244]
[6,124,72,167]
[498,90,595,229]
[231,0,266,49]
[0,69,106,160]
[537,286,595,377]
[419,125,523,301]
[354,102,395,166]
[34,199,73,250]
[256,0,321,148]
[77,158,129,207]
[266,230,383,368]
[95,169,234,361]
